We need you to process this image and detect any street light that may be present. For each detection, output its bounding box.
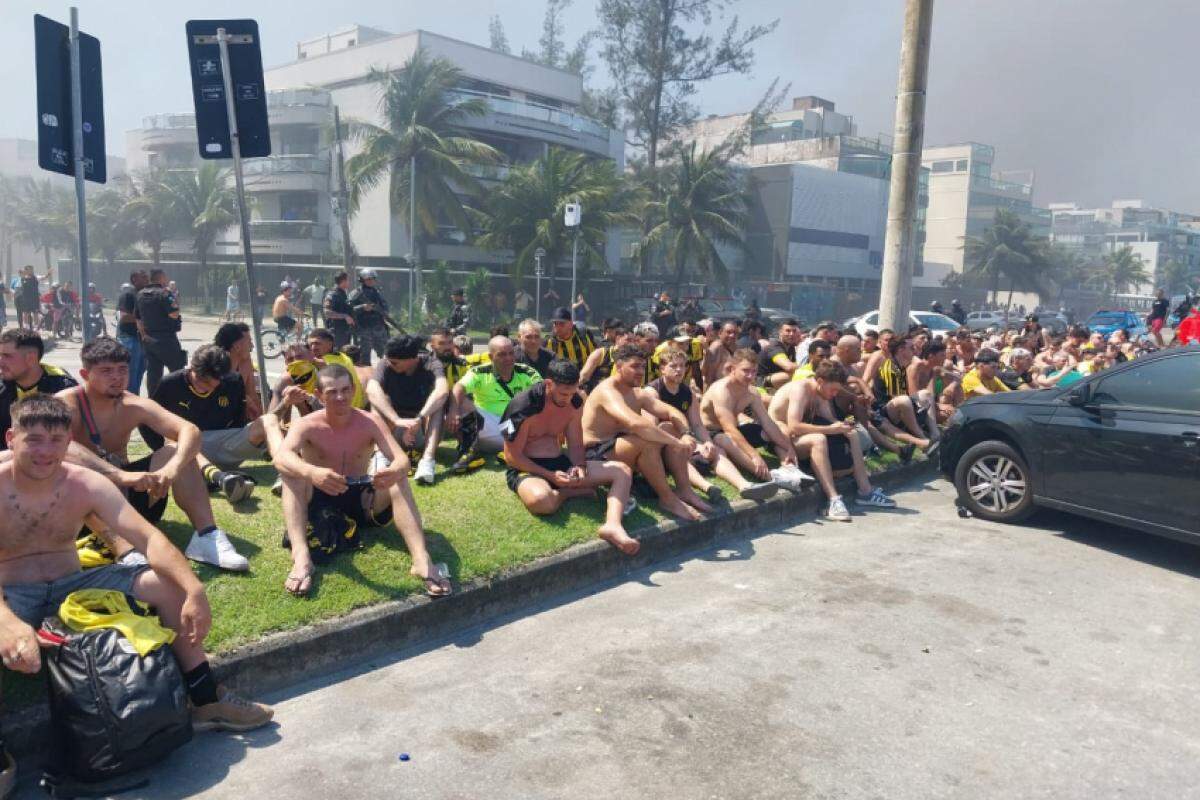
[565,201,581,307]
[534,247,546,321]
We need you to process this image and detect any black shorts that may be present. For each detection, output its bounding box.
[505,454,574,493]
[310,483,393,528]
[584,436,625,463]
[737,422,768,449]
[126,454,168,524]
[275,316,296,333]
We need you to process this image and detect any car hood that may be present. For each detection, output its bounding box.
[962,387,1062,408]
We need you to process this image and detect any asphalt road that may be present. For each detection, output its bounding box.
[18,476,1198,799]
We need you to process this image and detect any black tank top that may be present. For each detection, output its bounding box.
[648,377,693,414]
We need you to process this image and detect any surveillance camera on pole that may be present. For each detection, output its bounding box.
[564,202,581,305]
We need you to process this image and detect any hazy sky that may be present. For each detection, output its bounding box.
[2,0,1196,212]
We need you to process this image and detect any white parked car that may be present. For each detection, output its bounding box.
[853,310,962,338]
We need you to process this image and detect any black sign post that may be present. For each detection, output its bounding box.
[35,9,106,342]
[185,19,272,406]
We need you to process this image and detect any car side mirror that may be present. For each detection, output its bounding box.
[1067,386,1090,407]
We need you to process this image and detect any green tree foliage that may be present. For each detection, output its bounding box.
[1101,246,1151,297]
[597,0,778,166]
[474,147,634,284]
[638,139,748,289]
[962,208,1045,314]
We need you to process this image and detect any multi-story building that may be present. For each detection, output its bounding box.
[674,96,944,288]
[920,142,1049,274]
[1050,199,1200,292]
[264,26,625,269]
[124,88,335,257]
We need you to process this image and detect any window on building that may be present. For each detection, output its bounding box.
[955,159,968,172]
[930,160,955,173]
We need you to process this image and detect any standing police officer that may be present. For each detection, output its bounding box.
[323,270,356,350]
[136,267,186,395]
[447,288,471,336]
[348,268,389,365]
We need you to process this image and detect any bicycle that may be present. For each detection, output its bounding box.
[259,320,315,359]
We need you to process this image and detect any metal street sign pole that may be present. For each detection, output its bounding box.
[332,105,355,283]
[570,234,578,310]
[534,247,545,322]
[407,155,416,322]
[68,7,92,342]
[216,27,270,408]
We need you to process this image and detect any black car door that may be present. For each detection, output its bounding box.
[1043,352,1200,535]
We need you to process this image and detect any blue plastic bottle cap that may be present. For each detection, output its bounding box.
[399,753,411,762]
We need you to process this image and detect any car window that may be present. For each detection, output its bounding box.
[864,312,878,324]
[1091,355,1200,413]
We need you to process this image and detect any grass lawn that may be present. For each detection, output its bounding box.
[1,442,904,706]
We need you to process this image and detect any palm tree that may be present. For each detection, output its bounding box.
[12,177,75,275]
[1102,246,1151,297]
[962,208,1044,316]
[125,168,182,265]
[1041,241,1091,303]
[1160,258,1192,295]
[345,49,501,304]
[0,176,20,283]
[87,187,140,275]
[162,163,236,304]
[638,140,748,290]
[474,147,634,286]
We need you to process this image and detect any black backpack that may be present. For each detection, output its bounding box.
[38,611,192,786]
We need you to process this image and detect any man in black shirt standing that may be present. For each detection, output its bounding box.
[136,268,186,396]
[141,345,275,505]
[348,268,389,365]
[0,329,78,446]
[16,266,41,330]
[1147,287,1170,347]
[117,270,149,394]
[365,335,449,486]
[323,270,355,349]
[446,288,471,336]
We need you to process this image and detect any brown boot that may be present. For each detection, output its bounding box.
[191,687,274,732]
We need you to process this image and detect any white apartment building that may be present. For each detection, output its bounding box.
[265,26,625,269]
[920,142,1049,274]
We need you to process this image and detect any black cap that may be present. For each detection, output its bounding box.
[385,334,425,360]
[452,288,464,296]
[551,306,572,322]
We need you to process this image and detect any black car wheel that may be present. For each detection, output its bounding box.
[953,440,1034,523]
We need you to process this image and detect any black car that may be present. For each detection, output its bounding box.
[939,348,1200,543]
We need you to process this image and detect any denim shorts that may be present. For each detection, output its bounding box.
[2,563,148,627]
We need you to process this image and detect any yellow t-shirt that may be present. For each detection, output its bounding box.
[791,363,815,382]
[961,367,1010,399]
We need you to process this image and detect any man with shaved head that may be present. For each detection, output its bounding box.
[447,335,541,473]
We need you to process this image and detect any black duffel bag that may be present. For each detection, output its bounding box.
[38,613,192,785]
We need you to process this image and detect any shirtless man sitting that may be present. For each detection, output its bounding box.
[704,321,740,387]
[768,360,896,521]
[57,337,250,572]
[582,344,713,522]
[699,348,806,491]
[0,396,271,790]
[273,364,450,598]
[501,359,639,554]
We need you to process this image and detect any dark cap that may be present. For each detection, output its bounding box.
[551,306,573,322]
[452,287,464,296]
[975,349,1000,364]
[385,334,425,360]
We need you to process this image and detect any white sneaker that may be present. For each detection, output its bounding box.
[270,477,283,497]
[185,528,250,572]
[826,496,852,522]
[414,457,437,485]
[770,466,813,493]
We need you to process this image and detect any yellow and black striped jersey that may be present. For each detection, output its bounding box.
[545,329,597,369]
[874,357,909,401]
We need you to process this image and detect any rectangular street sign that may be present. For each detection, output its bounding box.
[185,19,271,159]
[34,14,106,183]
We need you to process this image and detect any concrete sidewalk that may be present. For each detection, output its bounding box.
[22,477,1197,799]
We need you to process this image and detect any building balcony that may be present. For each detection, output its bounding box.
[139,114,198,149]
[267,89,332,127]
[248,220,329,241]
[971,173,1031,197]
[243,155,330,193]
[448,89,615,158]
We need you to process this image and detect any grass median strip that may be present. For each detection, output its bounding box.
[2,444,903,705]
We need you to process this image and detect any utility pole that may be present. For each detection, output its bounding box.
[332,105,355,283]
[68,7,93,342]
[408,154,416,321]
[878,0,934,332]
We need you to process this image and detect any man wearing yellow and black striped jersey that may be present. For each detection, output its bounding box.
[756,319,804,390]
[0,328,78,448]
[544,306,597,370]
[870,336,936,451]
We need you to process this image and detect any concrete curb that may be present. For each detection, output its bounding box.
[5,458,938,757]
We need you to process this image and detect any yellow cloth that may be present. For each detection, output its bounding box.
[58,590,176,656]
[961,368,1011,399]
[791,363,815,381]
[287,352,367,408]
[76,532,114,569]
